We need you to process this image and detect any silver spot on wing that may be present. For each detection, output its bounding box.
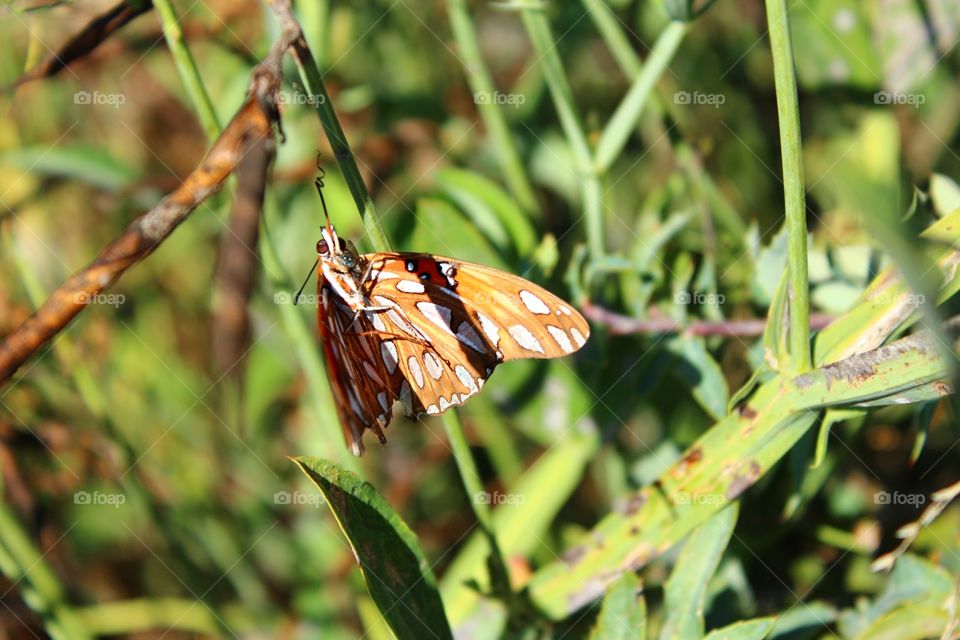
[423,352,443,379]
[547,325,574,354]
[520,290,551,314]
[508,324,545,354]
[381,342,399,374]
[408,356,425,389]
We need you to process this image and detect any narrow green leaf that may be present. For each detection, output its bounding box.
[763,273,791,372]
[910,402,936,465]
[590,572,646,640]
[812,409,862,468]
[853,604,948,640]
[594,21,687,173]
[769,601,837,638]
[929,173,960,218]
[839,554,953,638]
[703,618,775,640]
[293,457,454,640]
[660,504,739,640]
[666,336,729,421]
[435,167,537,257]
[1,145,138,191]
[357,596,399,640]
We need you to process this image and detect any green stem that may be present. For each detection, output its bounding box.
[297,0,330,69]
[287,43,390,252]
[521,9,603,259]
[582,0,642,76]
[594,21,687,174]
[0,503,91,639]
[441,411,512,598]
[152,0,222,141]
[447,0,539,213]
[74,598,222,635]
[765,0,811,372]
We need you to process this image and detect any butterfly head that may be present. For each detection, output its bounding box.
[316,224,369,310]
[317,225,362,273]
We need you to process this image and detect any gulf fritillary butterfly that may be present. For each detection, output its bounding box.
[309,173,589,455]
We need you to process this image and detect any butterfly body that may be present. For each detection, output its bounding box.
[314,225,590,455]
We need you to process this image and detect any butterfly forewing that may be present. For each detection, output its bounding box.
[316,249,590,455]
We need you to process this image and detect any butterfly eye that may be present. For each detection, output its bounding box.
[316,240,329,255]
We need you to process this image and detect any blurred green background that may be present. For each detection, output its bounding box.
[1,0,960,638]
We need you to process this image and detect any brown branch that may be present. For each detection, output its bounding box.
[0,23,299,386]
[582,302,834,337]
[6,0,154,91]
[211,136,272,378]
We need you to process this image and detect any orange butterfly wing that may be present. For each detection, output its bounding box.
[317,253,590,454]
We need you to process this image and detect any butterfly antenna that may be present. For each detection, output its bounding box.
[314,153,333,232]
[293,259,319,306]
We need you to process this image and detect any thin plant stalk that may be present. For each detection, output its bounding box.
[285,41,390,253]
[152,0,222,141]
[521,9,604,259]
[447,0,539,213]
[594,20,687,174]
[441,411,513,600]
[0,502,92,639]
[582,0,642,76]
[765,0,811,372]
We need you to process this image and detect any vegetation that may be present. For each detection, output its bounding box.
[1,0,959,638]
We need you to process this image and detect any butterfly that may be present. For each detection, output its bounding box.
[308,177,589,455]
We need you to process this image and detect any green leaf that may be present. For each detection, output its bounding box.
[666,336,729,421]
[910,401,936,465]
[813,409,863,468]
[763,273,791,372]
[292,457,454,640]
[838,554,954,638]
[929,173,960,218]
[442,432,599,634]
[406,198,506,270]
[790,0,879,90]
[590,572,646,640]
[703,618,776,640]
[357,596,398,640]
[853,604,949,640]
[435,167,537,257]
[660,504,739,640]
[769,600,837,638]
[1,145,138,191]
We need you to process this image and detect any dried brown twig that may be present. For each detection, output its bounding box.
[6,0,154,91]
[0,13,301,385]
[211,136,272,379]
[582,301,834,337]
